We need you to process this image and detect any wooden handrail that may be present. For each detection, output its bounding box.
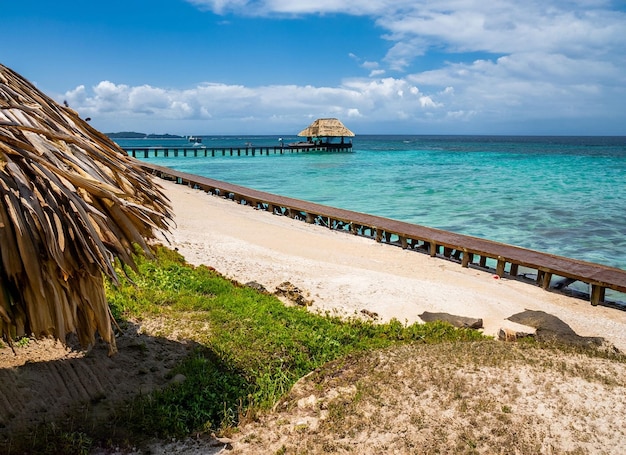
[141,162,626,307]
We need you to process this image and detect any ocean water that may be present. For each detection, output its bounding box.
[116,135,626,275]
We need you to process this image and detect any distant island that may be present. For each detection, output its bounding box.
[106,132,184,139]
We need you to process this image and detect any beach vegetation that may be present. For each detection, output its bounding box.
[8,245,625,454]
[14,336,31,348]
[103,245,486,441]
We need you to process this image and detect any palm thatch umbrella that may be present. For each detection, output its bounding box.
[297,118,355,138]
[0,64,172,355]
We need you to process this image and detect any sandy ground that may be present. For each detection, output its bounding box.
[3,177,626,454]
[157,179,626,351]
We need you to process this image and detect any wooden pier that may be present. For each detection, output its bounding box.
[123,143,352,158]
[141,163,626,308]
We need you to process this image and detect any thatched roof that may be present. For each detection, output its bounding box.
[0,64,172,354]
[297,118,355,138]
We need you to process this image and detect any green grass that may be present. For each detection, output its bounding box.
[9,245,488,454]
[105,245,486,440]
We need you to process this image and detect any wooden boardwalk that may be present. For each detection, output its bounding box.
[124,143,352,158]
[141,162,626,307]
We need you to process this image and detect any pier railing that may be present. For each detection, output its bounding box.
[141,162,626,308]
[124,143,352,158]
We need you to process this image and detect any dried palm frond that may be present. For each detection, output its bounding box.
[0,64,172,355]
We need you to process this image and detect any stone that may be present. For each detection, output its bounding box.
[245,281,268,293]
[360,309,379,319]
[275,281,314,306]
[419,311,483,329]
[170,373,186,384]
[498,328,534,342]
[507,310,605,347]
[297,394,318,409]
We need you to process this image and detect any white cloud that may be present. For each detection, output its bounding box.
[66,47,625,134]
[361,61,379,70]
[369,69,386,77]
[419,95,439,108]
[63,75,445,134]
[67,0,626,134]
[187,0,395,16]
[187,0,626,72]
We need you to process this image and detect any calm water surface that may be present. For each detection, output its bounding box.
[117,135,626,274]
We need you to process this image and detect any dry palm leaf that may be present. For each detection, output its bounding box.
[0,64,172,355]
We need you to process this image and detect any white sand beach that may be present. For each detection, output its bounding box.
[157,179,626,351]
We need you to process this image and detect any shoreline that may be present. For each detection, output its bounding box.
[156,179,626,351]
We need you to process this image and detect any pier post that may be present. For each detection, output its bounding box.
[461,250,473,268]
[590,285,605,306]
[542,272,553,289]
[496,257,506,277]
[536,270,545,285]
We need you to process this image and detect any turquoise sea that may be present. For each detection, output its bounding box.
[116,135,626,276]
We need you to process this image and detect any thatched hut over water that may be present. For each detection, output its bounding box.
[0,64,171,354]
[292,118,355,150]
[297,118,355,139]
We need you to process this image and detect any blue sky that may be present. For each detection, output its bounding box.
[3,0,626,135]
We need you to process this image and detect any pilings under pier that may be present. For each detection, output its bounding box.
[123,144,352,158]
